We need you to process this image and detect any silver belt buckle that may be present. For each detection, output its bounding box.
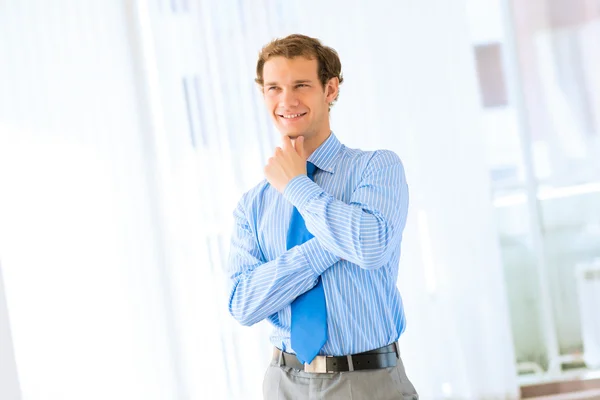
[304,356,330,373]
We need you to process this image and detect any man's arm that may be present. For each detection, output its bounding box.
[226,200,340,327]
[283,150,408,270]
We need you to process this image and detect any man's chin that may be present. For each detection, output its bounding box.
[281,132,302,140]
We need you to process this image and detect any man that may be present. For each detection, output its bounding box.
[227,34,418,399]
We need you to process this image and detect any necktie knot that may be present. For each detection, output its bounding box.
[306,162,317,180]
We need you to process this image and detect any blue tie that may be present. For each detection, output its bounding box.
[288,162,327,365]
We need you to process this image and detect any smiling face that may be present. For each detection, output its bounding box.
[262,56,338,147]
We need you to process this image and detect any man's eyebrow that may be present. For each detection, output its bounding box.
[264,79,314,86]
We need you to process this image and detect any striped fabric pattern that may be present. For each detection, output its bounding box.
[227,132,409,356]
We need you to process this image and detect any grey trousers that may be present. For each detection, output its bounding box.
[263,351,418,400]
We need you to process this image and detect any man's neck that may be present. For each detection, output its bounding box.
[303,129,332,158]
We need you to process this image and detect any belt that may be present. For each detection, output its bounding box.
[272,342,400,374]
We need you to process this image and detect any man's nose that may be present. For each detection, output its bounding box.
[280,89,299,107]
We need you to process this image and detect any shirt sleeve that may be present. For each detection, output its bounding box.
[283,150,409,270]
[226,199,340,327]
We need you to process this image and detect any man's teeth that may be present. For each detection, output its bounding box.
[282,113,304,119]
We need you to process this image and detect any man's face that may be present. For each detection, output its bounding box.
[262,56,334,140]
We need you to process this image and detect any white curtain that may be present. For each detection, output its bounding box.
[0,1,180,399]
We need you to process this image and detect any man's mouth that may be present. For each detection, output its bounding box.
[278,112,307,120]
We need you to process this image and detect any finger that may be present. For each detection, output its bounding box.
[274,147,283,155]
[282,136,293,151]
[295,136,307,159]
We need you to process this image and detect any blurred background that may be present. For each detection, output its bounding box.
[1,0,599,399]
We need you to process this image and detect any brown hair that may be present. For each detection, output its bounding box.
[255,34,344,107]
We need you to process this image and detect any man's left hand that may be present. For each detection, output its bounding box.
[264,136,307,193]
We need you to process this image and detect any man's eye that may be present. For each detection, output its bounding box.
[297,84,308,88]
[267,86,279,91]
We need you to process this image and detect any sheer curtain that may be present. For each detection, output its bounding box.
[143,0,520,399]
[0,1,180,399]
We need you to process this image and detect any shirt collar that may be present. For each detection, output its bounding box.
[307,131,342,174]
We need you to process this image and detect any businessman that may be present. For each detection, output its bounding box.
[227,34,418,399]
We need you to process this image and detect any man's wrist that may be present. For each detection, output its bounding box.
[283,175,322,210]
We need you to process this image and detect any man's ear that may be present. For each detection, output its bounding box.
[325,77,339,103]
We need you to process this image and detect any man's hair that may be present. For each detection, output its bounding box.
[255,34,344,107]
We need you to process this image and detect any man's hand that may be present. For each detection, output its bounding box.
[265,136,308,193]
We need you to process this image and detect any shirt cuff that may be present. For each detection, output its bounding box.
[300,239,340,276]
[283,175,323,211]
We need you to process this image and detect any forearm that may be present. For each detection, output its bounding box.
[285,180,392,269]
[308,193,394,269]
[282,153,408,270]
[228,238,339,326]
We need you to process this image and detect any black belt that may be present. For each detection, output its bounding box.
[272,342,399,373]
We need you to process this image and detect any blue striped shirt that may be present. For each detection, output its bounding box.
[227,132,409,356]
